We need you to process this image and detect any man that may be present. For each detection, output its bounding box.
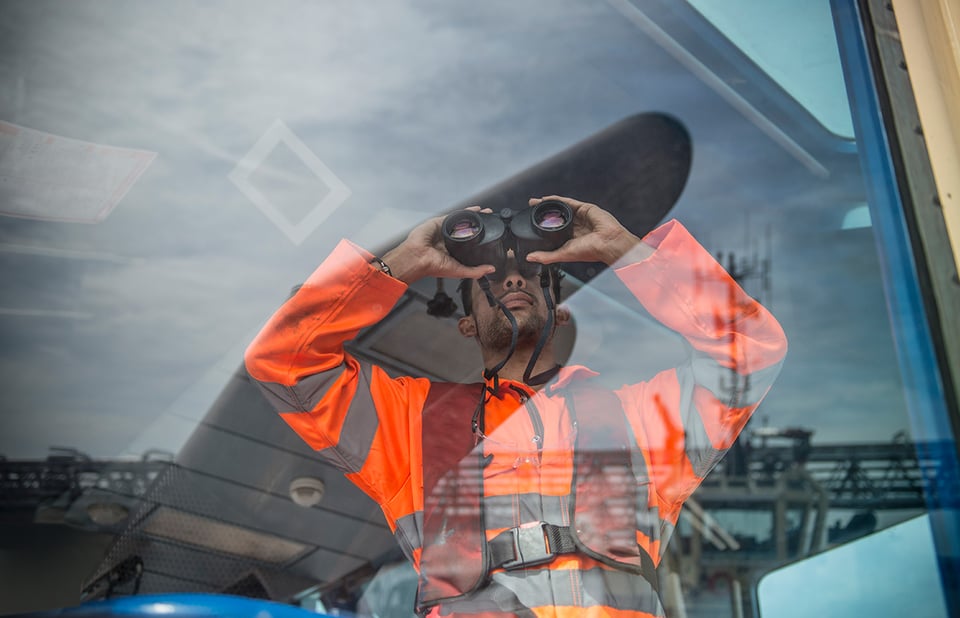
[245,195,787,617]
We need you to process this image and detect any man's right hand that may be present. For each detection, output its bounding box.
[380,209,495,284]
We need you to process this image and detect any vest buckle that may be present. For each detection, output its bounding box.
[501,522,554,570]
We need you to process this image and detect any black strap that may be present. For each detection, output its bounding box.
[488,531,518,568]
[478,276,517,394]
[522,269,557,385]
[487,523,578,571]
[487,522,659,593]
[544,523,578,554]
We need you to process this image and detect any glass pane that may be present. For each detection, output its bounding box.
[758,514,949,617]
[0,0,955,616]
[687,0,855,137]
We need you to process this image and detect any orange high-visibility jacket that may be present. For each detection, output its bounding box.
[245,220,788,618]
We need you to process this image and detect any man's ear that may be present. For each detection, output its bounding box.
[458,315,477,338]
[555,305,571,326]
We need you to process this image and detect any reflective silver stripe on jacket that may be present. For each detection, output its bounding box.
[393,510,423,563]
[252,360,380,474]
[436,564,664,615]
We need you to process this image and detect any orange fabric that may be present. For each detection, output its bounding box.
[617,375,701,518]
[693,386,757,450]
[276,357,365,451]
[618,220,786,373]
[636,531,662,566]
[244,221,789,616]
[245,239,408,387]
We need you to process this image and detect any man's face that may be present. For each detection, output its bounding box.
[464,256,550,352]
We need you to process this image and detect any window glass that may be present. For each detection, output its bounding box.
[0,1,954,616]
[757,514,949,617]
[687,0,855,137]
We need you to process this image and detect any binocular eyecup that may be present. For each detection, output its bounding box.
[442,200,574,279]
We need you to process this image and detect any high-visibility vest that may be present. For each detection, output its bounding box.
[416,382,660,614]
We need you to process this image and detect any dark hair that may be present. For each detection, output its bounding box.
[458,266,564,316]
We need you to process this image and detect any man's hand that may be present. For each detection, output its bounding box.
[380,208,495,284]
[524,196,654,266]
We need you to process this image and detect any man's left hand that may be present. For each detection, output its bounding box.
[524,196,654,266]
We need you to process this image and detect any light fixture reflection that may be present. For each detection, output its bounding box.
[86,502,130,526]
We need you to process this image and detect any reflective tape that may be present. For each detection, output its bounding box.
[436,565,663,615]
[258,361,381,473]
[394,510,424,561]
[328,362,380,472]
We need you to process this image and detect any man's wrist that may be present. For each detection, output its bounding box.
[377,245,422,284]
[602,233,647,265]
[370,256,392,277]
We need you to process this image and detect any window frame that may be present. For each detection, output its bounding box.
[815,0,960,614]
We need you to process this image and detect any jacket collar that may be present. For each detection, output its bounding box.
[482,364,599,397]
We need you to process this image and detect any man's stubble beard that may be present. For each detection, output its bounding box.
[476,307,547,353]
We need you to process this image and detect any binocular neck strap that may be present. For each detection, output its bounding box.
[522,270,559,386]
[477,274,560,389]
[478,276,517,392]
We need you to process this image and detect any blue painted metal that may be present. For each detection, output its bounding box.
[20,594,333,617]
[831,0,960,615]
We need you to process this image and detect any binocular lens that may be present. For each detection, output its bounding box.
[534,206,569,231]
[448,219,482,240]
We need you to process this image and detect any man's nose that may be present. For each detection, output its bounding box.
[502,272,525,289]
[502,250,525,289]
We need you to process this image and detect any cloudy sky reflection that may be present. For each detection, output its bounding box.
[0,0,912,460]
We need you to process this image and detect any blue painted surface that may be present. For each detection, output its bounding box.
[827,1,960,616]
[22,594,328,617]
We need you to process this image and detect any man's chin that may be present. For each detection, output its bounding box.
[480,317,546,351]
[514,321,547,346]
[502,313,542,331]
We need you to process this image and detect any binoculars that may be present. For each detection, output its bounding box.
[442,200,573,279]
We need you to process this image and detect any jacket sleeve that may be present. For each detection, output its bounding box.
[244,239,430,509]
[614,219,788,519]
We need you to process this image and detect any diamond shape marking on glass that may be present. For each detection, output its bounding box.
[229,119,351,245]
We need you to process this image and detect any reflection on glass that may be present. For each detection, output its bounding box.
[0,1,953,616]
[758,514,948,617]
[243,183,788,617]
[687,0,855,137]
